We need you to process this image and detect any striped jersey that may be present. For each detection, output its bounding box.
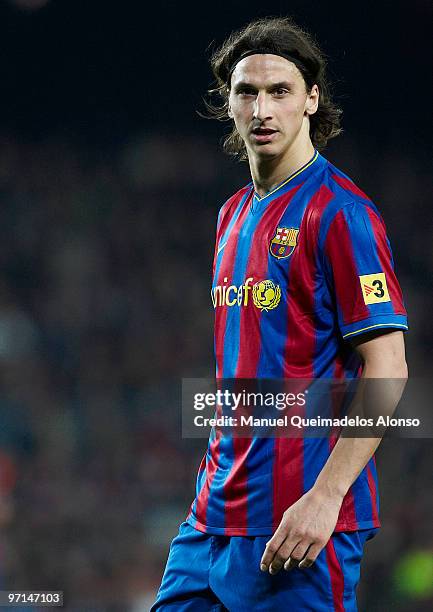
[186,151,408,536]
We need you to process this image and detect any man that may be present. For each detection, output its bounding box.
[152,16,408,611]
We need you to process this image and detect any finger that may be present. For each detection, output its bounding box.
[282,555,298,571]
[260,527,289,571]
[298,542,323,569]
[268,537,302,574]
[283,542,311,571]
[261,537,288,572]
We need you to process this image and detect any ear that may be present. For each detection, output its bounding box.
[227,87,234,118]
[305,84,319,116]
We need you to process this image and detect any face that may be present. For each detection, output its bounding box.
[228,54,319,160]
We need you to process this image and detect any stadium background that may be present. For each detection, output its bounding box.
[0,0,431,610]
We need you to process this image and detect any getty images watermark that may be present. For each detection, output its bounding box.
[182,378,433,438]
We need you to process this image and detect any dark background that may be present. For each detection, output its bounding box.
[0,0,431,610]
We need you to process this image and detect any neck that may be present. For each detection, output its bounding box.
[249,138,315,198]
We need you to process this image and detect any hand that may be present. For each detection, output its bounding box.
[260,488,343,574]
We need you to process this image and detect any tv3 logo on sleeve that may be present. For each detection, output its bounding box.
[359,272,390,304]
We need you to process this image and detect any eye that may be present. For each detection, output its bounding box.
[237,87,256,97]
[272,87,290,97]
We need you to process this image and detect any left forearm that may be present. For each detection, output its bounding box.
[313,435,381,501]
[313,335,408,502]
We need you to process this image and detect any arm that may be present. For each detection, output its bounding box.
[260,330,408,574]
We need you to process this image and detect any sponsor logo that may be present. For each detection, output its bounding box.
[211,277,281,311]
[270,227,299,259]
[359,272,390,304]
[252,280,281,311]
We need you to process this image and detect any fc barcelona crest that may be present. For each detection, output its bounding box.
[269,227,299,259]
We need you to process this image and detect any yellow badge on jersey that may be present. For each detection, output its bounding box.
[252,280,281,311]
[359,272,390,305]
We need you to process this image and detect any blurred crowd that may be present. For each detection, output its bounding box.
[0,130,431,610]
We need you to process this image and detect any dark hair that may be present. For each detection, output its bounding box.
[205,17,342,160]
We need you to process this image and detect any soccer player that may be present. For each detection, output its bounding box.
[151,17,408,611]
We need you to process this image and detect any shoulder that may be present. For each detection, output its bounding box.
[310,157,385,238]
[217,183,252,231]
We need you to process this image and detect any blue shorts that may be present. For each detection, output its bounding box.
[151,522,378,611]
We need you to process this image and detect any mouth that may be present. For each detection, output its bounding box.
[251,127,278,143]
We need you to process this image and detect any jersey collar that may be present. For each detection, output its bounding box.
[252,150,323,203]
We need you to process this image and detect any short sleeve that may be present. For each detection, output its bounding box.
[323,201,408,340]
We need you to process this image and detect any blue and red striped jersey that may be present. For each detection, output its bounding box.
[186,151,408,536]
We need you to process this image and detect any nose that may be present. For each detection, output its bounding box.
[253,91,272,122]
